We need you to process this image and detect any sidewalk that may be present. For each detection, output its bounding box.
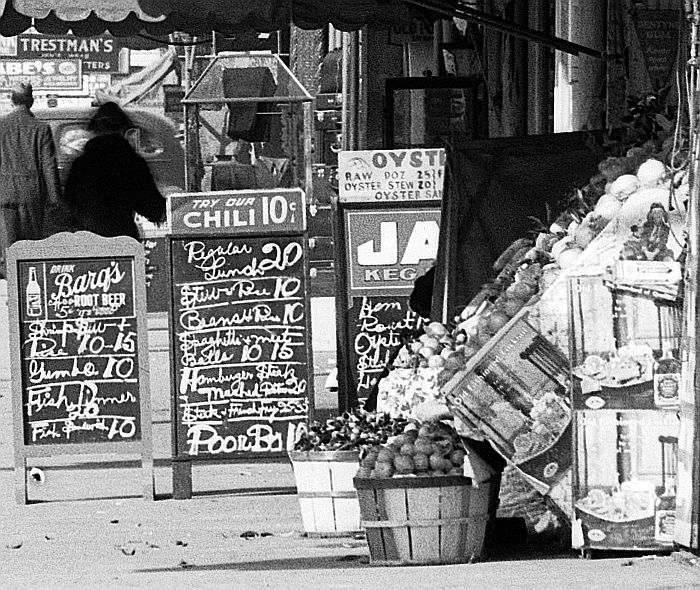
[0,369,698,588]
[0,462,699,590]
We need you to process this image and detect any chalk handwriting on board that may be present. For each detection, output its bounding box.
[19,259,141,445]
[171,237,310,457]
[350,296,420,397]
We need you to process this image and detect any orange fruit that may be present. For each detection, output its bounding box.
[376,448,393,464]
[374,462,394,478]
[450,449,466,466]
[400,442,417,456]
[414,437,434,456]
[394,455,415,475]
[429,453,444,471]
[413,452,429,471]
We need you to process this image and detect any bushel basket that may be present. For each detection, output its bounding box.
[354,473,500,566]
[289,450,361,536]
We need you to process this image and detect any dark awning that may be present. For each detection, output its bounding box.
[1,0,418,36]
[0,0,603,59]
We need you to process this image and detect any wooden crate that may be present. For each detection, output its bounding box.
[289,450,361,536]
[443,309,572,493]
[354,474,500,565]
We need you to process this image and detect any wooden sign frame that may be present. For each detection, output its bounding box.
[167,189,313,498]
[7,232,154,504]
[333,199,441,411]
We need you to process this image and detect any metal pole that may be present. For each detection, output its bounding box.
[358,27,367,151]
[341,31,359,151]
[685,0,700,551]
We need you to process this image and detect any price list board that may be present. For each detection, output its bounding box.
[347,296,421,400]
[167,189,312,497]
[170,236,311,459]
[7,233,153,504]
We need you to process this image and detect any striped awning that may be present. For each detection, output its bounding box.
[0,0,419,36]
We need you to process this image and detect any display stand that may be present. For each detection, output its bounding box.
[568,270,682,553]
[167,189,313,498]
[335,148,444,410]
[7,232,154,504]
[180,51,314,199]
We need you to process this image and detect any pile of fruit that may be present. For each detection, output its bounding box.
[392,146,686,388]
[395,320,468,372]
[293,409,408,452]
[355,420,466,478]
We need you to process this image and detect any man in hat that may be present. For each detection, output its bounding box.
[0,82,61,274]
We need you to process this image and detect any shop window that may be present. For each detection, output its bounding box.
[128,127,166,159]
[58,125,91,158]
[58,124,164,159]
[384,76,488,149]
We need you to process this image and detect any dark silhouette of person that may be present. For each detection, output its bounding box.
[409,265,436,319]
[63,101,166,240]
[0,82,61,274]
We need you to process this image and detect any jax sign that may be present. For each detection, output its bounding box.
[345,209,441,296]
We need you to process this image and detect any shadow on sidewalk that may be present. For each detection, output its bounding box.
[20,486,298,504]
[137,554,368,573]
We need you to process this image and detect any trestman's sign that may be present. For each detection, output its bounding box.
[11,33,120,72]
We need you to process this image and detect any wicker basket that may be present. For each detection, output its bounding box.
[289,450,361,536]
[354,474,500,565]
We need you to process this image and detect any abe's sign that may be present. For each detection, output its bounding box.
[0,59,81,90]
[345,208,440,296]
[338,149,445,203]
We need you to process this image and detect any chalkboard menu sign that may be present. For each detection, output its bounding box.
[167,189,311,479]
[18,257,141,445]
[334,200,440,409]
[170,235,311,459]
[347,296,422,400]
[7,232,154,504]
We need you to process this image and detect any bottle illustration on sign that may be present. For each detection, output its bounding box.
[25,266,42,317]
[653,344,681,408]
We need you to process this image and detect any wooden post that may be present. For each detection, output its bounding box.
[172,458,193,500]
[184,103,202,192]
[342,32,360,151]
[528,0,552,134]
[513,0,529,137]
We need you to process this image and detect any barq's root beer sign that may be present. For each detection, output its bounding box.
[168,189,311,459]
[17,257,141,445]
[7,232,155,503]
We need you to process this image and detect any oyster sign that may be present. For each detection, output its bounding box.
[338,148,445,203]
[345,208,440,295]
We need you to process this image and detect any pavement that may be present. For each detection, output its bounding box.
[1,461,699,590]
[0,326,698,589]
